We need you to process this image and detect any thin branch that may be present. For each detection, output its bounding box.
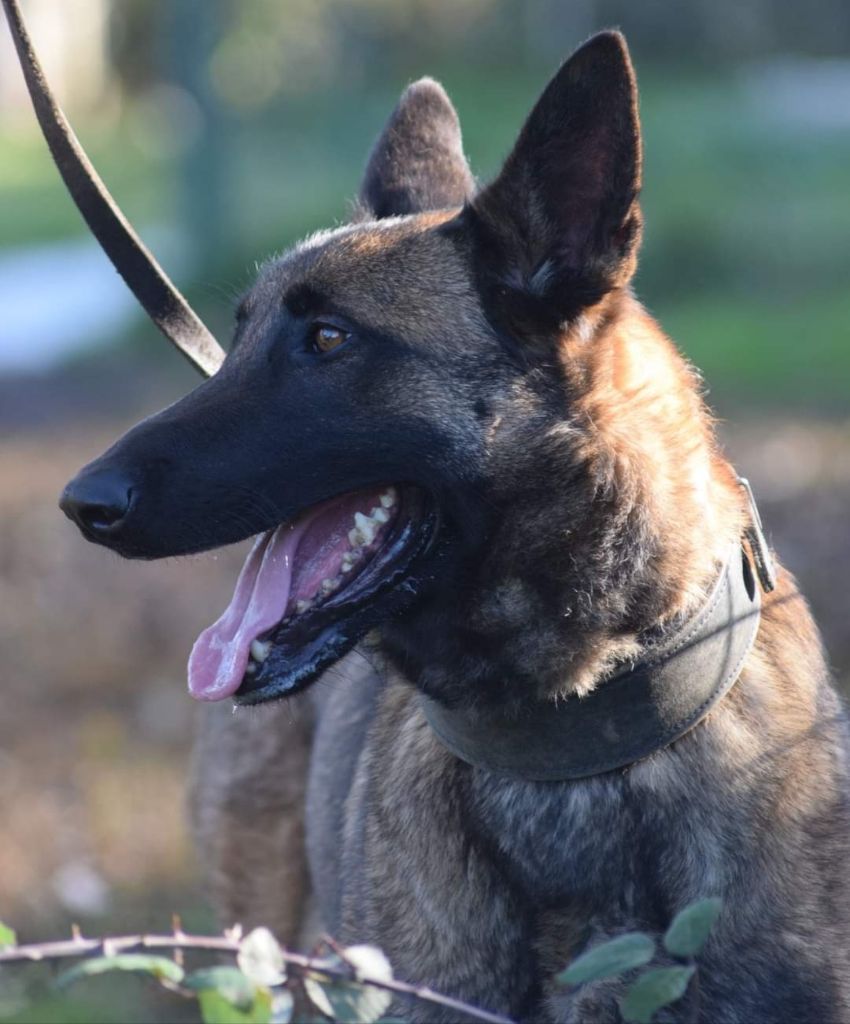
[0,931,515,1024]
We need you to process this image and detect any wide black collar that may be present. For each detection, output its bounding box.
[422,535,768,782]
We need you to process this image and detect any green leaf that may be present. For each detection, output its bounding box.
[185,966,256,1010]
[270,990,294,1023]
[557,933,656,986]
[620,965,696,1024]
[56,953,185,988]
[304,945,393,1024]
[0,922,16,948]
[304,974,392,1024]
[198,987,273,1024]
[238,928,286,988]
[663,897,722,958]
[188,960,276,1023]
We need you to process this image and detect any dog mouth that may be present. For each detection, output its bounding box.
[187,484,436,704]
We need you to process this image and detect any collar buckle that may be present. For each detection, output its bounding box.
[737,476,776,593]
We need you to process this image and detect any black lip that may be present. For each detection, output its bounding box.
[233,490,439,705]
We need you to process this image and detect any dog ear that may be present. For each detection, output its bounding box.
[470,31,642,329]
[359,78,475,218]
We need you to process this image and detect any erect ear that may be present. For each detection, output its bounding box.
[359,78,475,219]
[470,31,642,329]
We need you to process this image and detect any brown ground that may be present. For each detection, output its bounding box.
[1,380,848,941]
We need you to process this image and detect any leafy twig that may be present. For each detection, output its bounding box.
[0,928,515,1024]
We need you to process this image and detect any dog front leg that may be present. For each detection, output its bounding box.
[188,696,314,944]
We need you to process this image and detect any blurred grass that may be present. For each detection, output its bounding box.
[0,127,166,249]
[1,972,199,1024]
[2,65,848,408]
[660,291,850,408]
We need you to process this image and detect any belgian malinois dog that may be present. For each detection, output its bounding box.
[26,16,850,1021]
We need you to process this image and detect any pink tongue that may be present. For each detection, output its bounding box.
[187,488,392,702]
[187,522,306,701]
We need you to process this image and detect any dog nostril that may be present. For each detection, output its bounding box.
[85,501,126,529]
[60,471,134,534]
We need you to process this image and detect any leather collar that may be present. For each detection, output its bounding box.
[422,540,764,781]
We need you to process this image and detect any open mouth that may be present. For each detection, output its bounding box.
[187,484,436,704]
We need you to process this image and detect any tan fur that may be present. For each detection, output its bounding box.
[54,28,848,1017]
[183,37,849,1021]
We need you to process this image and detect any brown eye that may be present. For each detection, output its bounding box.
[312,323,349,354]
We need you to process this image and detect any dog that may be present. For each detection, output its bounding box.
[58,30,850,1023]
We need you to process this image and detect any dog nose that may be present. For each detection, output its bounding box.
[60,468,134,535]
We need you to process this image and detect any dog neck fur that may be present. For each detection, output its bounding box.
[380,286,747,707]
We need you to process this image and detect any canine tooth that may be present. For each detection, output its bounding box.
[371,506,389,524]
[354,512,377,545]
[250,639,271,663]
[296,599,312,614]
[380,488,397,508]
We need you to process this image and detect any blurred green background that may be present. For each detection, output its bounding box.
[0,1,848,1020]
[3,0,850,403]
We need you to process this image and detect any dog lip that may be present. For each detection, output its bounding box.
[233,491,439,703]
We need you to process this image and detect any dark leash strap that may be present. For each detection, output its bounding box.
[2,0,225,378]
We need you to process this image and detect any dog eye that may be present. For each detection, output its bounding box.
[311,323,350,354]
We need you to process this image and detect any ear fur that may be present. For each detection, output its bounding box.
[470,31,642,330]
[360,78,475,218]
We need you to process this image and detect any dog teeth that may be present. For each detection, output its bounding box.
[267,491,400,624]
[346,493,396,551]
[354,511,377,546]
[310,493,399,602]
[250,639,271,663]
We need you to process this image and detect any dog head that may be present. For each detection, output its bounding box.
[61,32,722,706]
